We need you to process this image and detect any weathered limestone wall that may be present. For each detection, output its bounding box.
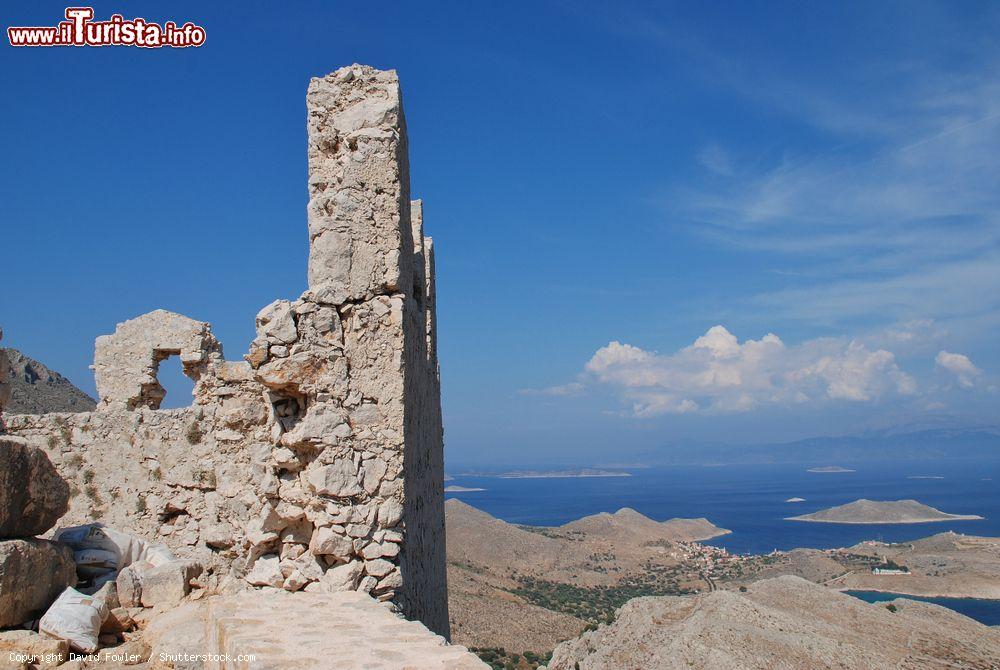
[6,313,272,577]
[4,64,448,636]
[400,200,449,633]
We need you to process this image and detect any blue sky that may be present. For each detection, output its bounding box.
[2,1,998,467]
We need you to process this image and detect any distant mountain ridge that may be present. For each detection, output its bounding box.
[653,426,1000,466]
[1,348,96,414]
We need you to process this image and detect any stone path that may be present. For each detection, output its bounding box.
[204,590,486,670]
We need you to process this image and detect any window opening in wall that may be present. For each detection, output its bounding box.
[156,354,196,409]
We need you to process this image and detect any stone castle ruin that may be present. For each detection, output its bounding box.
[2,64,449,637]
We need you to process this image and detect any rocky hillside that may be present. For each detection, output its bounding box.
[1,349,95,414]
[787,498,984,524]
[562,507,730,542]
[445,500,731,655]
[547,575,1000,669]
[826,532,1000,598]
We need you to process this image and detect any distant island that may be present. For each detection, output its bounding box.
[807,466,856,473]
[593,462,651,470]
[787,499,984,524]
[496,469,632,479]
[444,485,486,492]
[785,497,806,503]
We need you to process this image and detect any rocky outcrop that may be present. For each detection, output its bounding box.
[546,576,1000,669]
[0,437,69,538]
[0,330,9,431]
[0,538,76,627]
[0,431,76,628]
[0,348,96,415]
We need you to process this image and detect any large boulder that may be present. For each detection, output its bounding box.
[0,630,69,669]
[139,560,202,607]
[0,538,76,627]
[0,437,69,538]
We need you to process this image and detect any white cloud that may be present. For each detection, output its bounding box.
[935,350,983,388]
[581,326,917,417]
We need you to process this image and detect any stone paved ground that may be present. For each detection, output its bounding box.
[204,590,485,670]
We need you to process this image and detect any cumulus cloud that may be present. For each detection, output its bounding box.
[580,326,917,417]
[935,350,982,388]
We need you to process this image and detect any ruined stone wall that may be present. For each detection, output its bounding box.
[4,64,449,637]
[5,321,269,578]
[400,200,449,633]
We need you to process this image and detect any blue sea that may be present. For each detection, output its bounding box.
[444,459,1000,555]
[445,459,1000,624]
[846,591,1000,626]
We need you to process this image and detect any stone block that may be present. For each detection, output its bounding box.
[245,554,283,588]
[256,300,298,345]
[139,560,202,608]
[304,460,363,498]
[0,437,69,539]
[101,606,135,634]
[321,561,363,592]
[309,526,353,557]
[115,564,143,608]
[364,559,394,578]
[377,498,403,527]
[0,630,69,669]
[0,539,76,627]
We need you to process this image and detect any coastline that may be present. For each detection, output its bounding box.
[785,514,985,524]
[696,528,733,541]
[497,473,632,479]
[835,585,1000,600]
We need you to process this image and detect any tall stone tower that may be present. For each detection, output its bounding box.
[248,63,450,634]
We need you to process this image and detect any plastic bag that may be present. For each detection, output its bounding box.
[142,543,175,568]
[73,549,118,578]
[55,524,146,570]
[55,523,176,574]
[38,587,109,653]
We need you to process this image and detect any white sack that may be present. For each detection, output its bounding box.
[55,523,175,572]
[38,587,109,653]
